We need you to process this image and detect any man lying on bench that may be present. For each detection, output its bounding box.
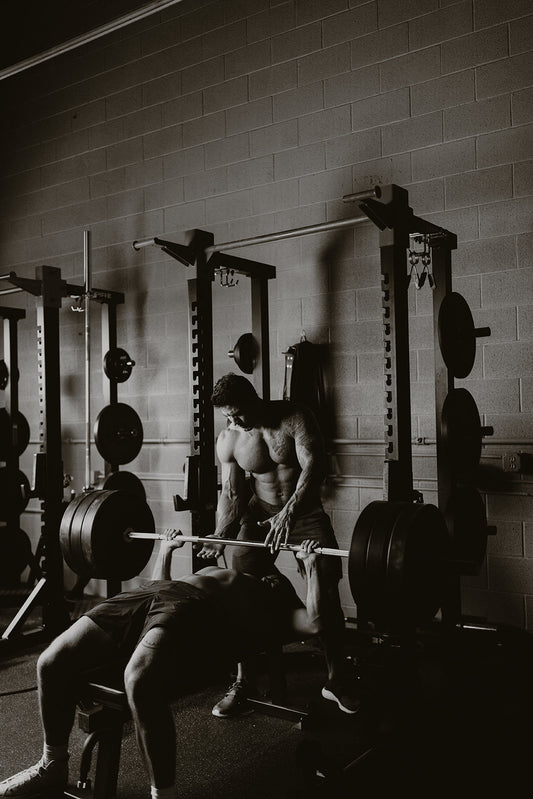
[0,533,324,799]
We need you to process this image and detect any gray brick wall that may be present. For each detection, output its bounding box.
[0,0,532,625]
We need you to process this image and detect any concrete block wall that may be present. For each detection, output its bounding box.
[0,0,532,621]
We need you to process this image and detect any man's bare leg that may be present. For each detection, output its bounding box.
[0,616,120,797]
[38,616,120,744]
[124,627,180,796]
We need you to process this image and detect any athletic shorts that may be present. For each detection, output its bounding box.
[84,580,219,661]
[230,495,342,583]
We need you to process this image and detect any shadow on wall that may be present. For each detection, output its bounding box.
[318,226,360,444]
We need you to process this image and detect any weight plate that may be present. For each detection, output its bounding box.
[61,489,155,580]
[0,527,32,585]
[0,360,8,390]
[438,292,476,378]
[103,347,135,383]
[103,470,146,500]
[94,403,144,465]
[348,501,381,610]
[441,388,482,483]
[229,333,257,374]
[61,491,101,577]
[448,485,488,576]
[89,490,154,580]
[365,502,414,621]
[0,408,30,458]
[0,468,30,521]
[386,503,449,628]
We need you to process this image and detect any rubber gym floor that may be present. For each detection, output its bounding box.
[1,593,532,799]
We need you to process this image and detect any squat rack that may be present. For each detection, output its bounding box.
[0,305,26,533]
[133,230,277,570]
[0,266,125,645]
[136,184,489,624]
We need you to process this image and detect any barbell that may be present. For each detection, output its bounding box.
[59,489,452,628]
[128,531,345,557]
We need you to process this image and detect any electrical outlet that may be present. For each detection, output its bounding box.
[502,452,522,473]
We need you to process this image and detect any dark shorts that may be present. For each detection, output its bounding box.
[230,495,342,584]
[84,580,218,661]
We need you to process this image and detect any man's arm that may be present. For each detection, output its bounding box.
[288,541,324,637]
[262,406,327,551]
[197,429,247,559]
[150,531,185,580]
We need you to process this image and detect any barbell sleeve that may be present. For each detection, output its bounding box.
[127,531,348,558]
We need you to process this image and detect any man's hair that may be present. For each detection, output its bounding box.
[211,373,259,407]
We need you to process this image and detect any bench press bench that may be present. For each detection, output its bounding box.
[63,646,310,799]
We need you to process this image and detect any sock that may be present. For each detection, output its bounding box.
[150,786,178,799]
[42,743,69,764]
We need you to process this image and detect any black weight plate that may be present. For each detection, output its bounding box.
[103,347,135,383]
[79,490,154,580]
[386,503,449,628]
[0,468,30,521]
[231,333,257,374]
[94,403,144,465]
[448,485,488,576]
[0,527,33,585]
[103,470,146,500]
[60,491,101,576]
[0,360,8,390]
[60,493,85,574]
[0,408,30,458]
[348,501,381,609]
[365,502,405,585]
[438,292,476,379]
[441,388,482,483]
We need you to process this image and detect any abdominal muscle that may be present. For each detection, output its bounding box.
[230,427,300,508]
[250,463,299,507]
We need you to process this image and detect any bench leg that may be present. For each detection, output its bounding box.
[92,723,124,799]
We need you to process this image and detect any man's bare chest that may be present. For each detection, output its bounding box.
[233,429,295,473]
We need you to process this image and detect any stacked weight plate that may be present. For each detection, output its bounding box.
[437,292,493,575]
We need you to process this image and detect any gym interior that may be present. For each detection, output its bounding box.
[0,1,532,796]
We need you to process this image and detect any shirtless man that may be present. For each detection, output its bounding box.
[0,534,323,799]
[199,373,359,717]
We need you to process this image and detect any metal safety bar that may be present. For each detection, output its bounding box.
[132,215,369,261]
[0,273,23,295]
[204,215,368,256]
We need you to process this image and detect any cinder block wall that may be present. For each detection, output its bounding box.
[0,0,532,625]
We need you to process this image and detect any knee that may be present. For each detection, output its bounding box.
[124,661,155,711]
[37,645,62,685]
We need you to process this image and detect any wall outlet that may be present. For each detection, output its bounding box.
[502,452,523,473]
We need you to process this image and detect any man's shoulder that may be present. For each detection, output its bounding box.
[216,426,241,453]
[267,400,308,424]
[266,401,317,435]
[261,572,304,608]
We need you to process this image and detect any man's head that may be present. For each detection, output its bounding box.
[211,373,261,431]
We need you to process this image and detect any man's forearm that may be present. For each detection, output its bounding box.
[302,557,323,633]
[280,467,321,524]
[214,488,243,538]
[150,543,174,580]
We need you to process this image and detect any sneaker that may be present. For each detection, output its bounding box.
[321,679,361,715]
[0,758,68,797]
[211,680,254,718]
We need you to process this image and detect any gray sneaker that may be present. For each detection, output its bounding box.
[211,680,254,718]
[0,758,68,797]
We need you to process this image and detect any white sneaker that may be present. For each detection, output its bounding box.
[0,758,68,797]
